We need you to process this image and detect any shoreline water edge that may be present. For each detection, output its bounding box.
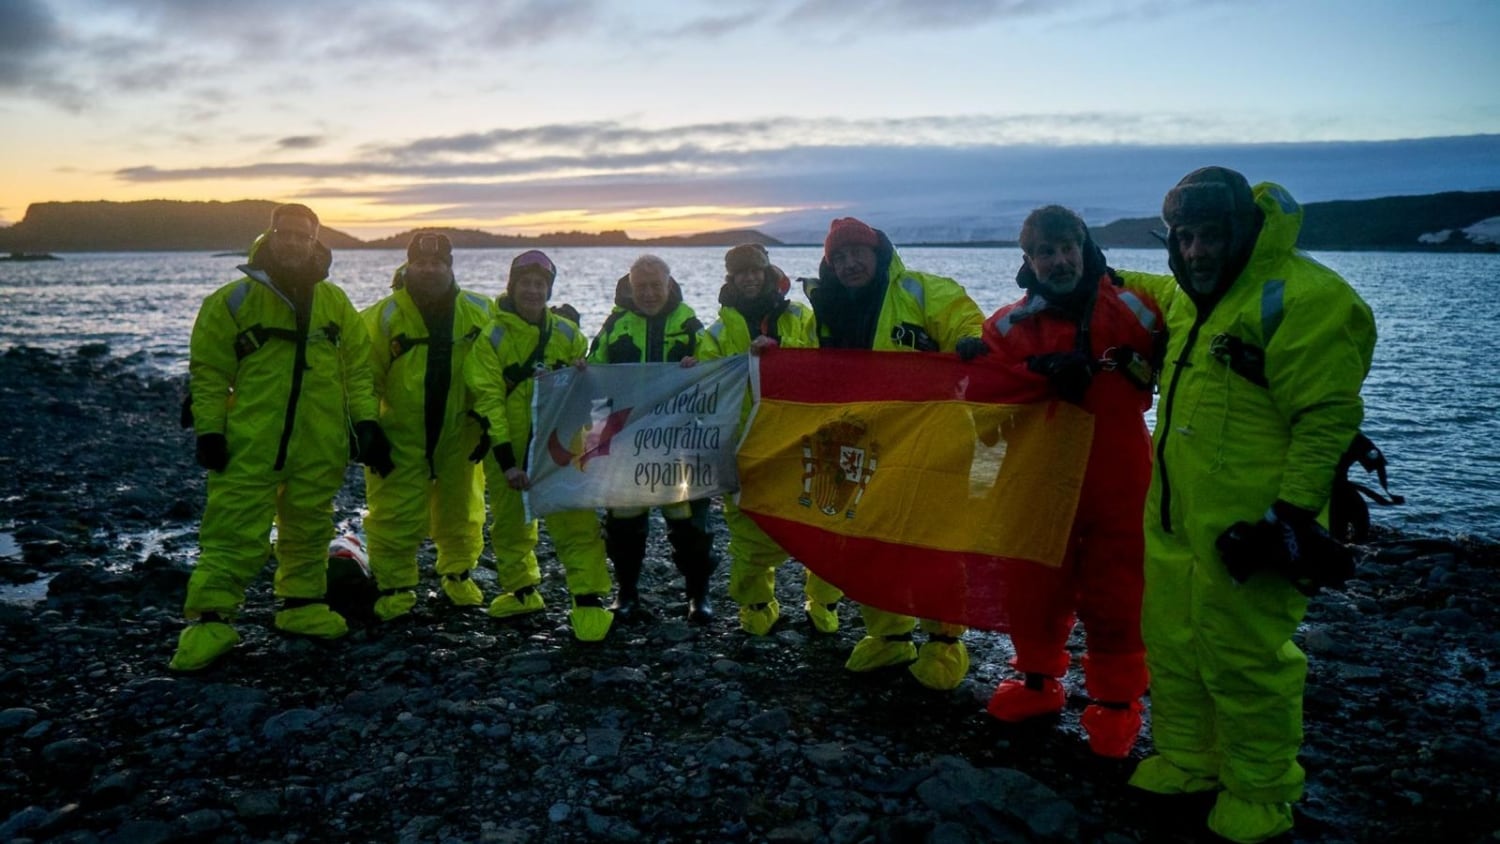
[0,344,1495,843]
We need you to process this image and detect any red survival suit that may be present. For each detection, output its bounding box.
[981,268,1161,737]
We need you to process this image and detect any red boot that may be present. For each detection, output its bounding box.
[985,675,1065,723]
[1081,700,1143,758]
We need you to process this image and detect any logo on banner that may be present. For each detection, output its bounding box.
[546,398,634,471]
[799,414,879,519]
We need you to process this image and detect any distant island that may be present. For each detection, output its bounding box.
[0,200,781,254]
[0,193,1496,253]
[1092,190,1500,252]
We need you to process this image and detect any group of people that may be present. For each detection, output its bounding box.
[171,164,1376,844]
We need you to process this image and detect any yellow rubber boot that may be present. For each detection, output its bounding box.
[909,639,970,690]
[168,621,240,672]
[804,571,843,633]
[845,635,918,672]
[569,595,614,642]
[804,599,839,633]
[441,573,484,607]
[1128,755,1220,795]
[274,603,348,639]
[739,598,781,636]
[374,590,417,622]
[1207,793,1293,843]
[488,585,545,619]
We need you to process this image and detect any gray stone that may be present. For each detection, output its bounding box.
[745,707,792,735]
[261,708,323,741]
[507,655,555,676]
[42,736,103,767]
[105,820,175,844]
[397,815,443,843]
[233,790,281,819]
[343,685,405,715]
[711,658,744,676]
[1428,734,1492,769]
[177,809,223,837]
[928,821,975,844]
[587,727,624,759]
[803,741,850,769]
[703,697,741,724]
[0,706,40,733]
[1422,608,1475,629]
[828,812,871,844]
[89,770,139,806]
[766,819,821,843]
[0,806,50,840]
[1399,625,1437,642]
[1302,626,1350,656]
[916,759,1079,841]
[591,667,649,686]
[701,736,754,766]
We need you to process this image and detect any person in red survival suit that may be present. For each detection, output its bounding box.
[965,205,1162,758]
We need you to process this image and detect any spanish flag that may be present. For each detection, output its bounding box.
[738,349,1093,631]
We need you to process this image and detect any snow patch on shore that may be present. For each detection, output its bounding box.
[1464,216,1500,244]
[1419,216,1500,245]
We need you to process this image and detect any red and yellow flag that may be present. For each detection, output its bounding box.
[738,349,1094,631]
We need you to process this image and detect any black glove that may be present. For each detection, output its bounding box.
[468,430,491,464]
[354,420,395,478]
[1216,501,1356,596]
[195,433,229,473]
[491,442,518,473]
[955,336,990,362]
[1027,351,1094,403]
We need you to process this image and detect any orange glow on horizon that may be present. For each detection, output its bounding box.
[329,203,808,241]
[0,183,813,241]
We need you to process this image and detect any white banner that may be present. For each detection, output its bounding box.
[525,357,749,518]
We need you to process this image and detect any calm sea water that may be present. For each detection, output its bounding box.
[2,247,1496,542]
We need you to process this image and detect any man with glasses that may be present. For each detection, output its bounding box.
[803,217,986,691]
[172,204,389,671]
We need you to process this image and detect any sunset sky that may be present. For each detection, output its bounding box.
[2,0,1498,239]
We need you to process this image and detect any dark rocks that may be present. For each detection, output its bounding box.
[261,708,324,742]
[0,347,1497,844]
[0,707,41,734]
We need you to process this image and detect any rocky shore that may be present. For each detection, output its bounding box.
[0,345,1495,843]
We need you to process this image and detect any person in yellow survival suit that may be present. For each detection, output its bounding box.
[970,206,1161,758]
[1120,167,1376,843]
[171,203,390,671]
[697,243,845,636]
[466,250,615,641]
[587,254,717,625]
[803,217,987,691]
[360,232,492,621]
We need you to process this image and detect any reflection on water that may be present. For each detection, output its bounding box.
[108,525,197,571]
[2,248,1497,540]
[0,576,54,606]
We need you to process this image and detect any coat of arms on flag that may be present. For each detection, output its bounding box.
[738,349,1094,630]
[801,415,878,519]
